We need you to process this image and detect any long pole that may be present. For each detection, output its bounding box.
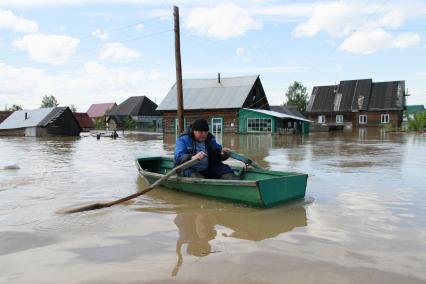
[174,6,184,133]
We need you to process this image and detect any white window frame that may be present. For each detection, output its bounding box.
[175,118,186,133]
[381,114,390,124]
[359,115,367,124]
[247,118,272,133]
[211,117,223,134]
[336,115,344,124]
[318,115,326,124]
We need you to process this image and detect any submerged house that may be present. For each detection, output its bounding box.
[73,112,95,132]
[87,102,117,120]
[157,75,310,134]
[306,79,406,128]
[0,107,81,136]
[0,111,12,124]
[106,96,162,130]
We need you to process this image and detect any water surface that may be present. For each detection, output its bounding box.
[0,130,425,283]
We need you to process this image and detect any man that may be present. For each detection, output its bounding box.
[174,118,239,180]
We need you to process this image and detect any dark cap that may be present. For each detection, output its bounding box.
[192,119,209,131]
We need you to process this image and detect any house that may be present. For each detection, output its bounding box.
[0,111,12,124]
[306,79,406,128]
[0,107,81,136]
[157,75,272,134]
[106,96,162,130]
[73,112,95,132]
[87,103,117,120]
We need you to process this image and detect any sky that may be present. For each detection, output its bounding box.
[0,0,425,112]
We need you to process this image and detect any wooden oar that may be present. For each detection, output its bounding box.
[228,151,262,169]
[62,158,200,214]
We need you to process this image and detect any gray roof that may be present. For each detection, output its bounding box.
[157,75,259,111]
[270,105,307,119]
[0,107,67,130]
[307,79,405,113]
[243,108,312,122]
[107,96,161,116]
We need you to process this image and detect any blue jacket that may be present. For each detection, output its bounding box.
[174,129,224,177]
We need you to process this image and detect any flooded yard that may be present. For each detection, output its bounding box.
[1,130,425,283]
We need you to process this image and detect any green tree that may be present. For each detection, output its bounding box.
[94,117,106,129]
[8,104,23,111]
[41,95,59,108]
[283,81,309,114]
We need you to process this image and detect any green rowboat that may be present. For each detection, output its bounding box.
[135,156,308,208]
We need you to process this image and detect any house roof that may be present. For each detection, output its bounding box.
[406,105,425,114]
[73,112,94,129]
[307,79,405,113]
[87,103,117,118]
[270,105,307,119]
[243,108,312,122]
[0,107,68,130]
[107,96,161,117]
[157,75,260,111]
[0,111,13,124]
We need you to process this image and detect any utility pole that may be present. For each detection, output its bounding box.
[174,6,184,134]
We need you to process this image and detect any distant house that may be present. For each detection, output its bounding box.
[0,107,81,136]
[73,112,95,132]
[106,96,162,130]
[87,103,117,120]
[405,105,425,120]
[0,111,12,124]
[306,79,406,128]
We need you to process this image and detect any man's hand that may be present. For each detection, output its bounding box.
[192,151,206,161]
[221,147,231,155]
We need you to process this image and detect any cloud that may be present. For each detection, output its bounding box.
[0,9,38,33]
[13,33,80,65]
[98,42,141,61]
[91,28,109,41]
[136,23,144,30]
[185,3,261,39]
[339,29,421,54]
[0,61,172,110]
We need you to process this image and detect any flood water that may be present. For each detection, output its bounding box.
[0,129,425,284]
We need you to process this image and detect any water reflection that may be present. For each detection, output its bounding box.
[134,178,308,277]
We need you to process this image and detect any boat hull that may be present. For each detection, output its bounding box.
[136,156,307,208]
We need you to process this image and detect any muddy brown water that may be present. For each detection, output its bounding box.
[0,129,425,283]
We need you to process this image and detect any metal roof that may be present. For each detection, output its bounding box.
[157,75,259,111]
[307,79,405,113]
[243,108,312,122]
[0,108,55,130]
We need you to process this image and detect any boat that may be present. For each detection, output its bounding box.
[135,156,308,208]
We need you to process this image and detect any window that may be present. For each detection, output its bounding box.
[359,115,367,124]
[336,115,343,124]
[318,115,325,123]
[211,117,223,134]
[247,118,272,133]
[381,114,390,124]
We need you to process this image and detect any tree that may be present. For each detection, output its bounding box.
[123,117,137,129]
[41,95,59,108]
[68,104,77,112]
[8,104,23,111]
[283,81,309,114]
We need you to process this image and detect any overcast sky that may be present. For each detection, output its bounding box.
[1,0,425,111]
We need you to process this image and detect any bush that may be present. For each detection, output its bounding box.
[123,117,137,130]
[94,117,106,129]
[408,111,426,131]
